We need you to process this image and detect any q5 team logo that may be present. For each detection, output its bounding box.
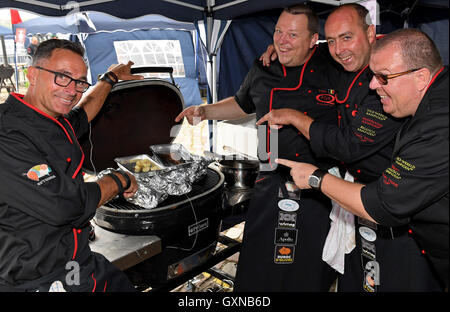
[26,164,52,181]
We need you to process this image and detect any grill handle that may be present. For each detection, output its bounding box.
[131,66,175,85]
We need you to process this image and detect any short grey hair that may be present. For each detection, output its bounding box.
[372,28,443,75]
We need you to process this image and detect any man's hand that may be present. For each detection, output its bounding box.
[122,171,139,199]
[259,44,278,67]
[108,61,144,81]
[256,108,298,128]
[175,105,206,125]
[276,158,317,189]
[256,108,313,139]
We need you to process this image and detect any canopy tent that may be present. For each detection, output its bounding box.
[11,13,94,34]
[11,11,196,35]
[3,0,448,104]
[0,0,320,20]
[2,0,448,151]
[9,12,203,107]
[218,1,449,100]
[0,0,333,104]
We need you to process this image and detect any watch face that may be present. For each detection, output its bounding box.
[308,175,320,188]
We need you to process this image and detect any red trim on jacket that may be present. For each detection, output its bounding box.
[62,117,85,179]
[335,64,369,104]
[91,273,97,292]
[11,93,74,144]
[11,93,86,179]
[72,228,79,260]
[266,45,317,165]
[426,67,444,92]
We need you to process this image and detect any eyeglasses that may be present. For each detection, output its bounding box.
[373,68,420,85]
[35,66,91,93]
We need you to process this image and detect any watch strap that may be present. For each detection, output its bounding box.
[311,168,327,191]
[107,173,124,197]
[107,71,118,83]
[99,71,118,87]
[115,169,131,190]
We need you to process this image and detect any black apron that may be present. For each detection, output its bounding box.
[338,219,443,292]
[234,170,335,292]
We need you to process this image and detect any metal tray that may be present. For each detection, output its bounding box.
[149,143,194,169]
[114,154,165,176]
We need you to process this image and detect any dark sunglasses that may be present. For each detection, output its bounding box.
[373,68,421,85]
[35,66,91,93]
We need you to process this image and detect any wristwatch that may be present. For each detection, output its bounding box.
[98,71,118,87]
[308,169,327,191]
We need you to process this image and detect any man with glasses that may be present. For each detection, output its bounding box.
[277,28,449,291]
[0,39,143,291]
[258,4,443,291]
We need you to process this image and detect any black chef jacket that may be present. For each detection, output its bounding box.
[235,43,340,169]
[362,67,449,288]
[0,93,128,291]
[310,64,442,292]
[309,65,405,183]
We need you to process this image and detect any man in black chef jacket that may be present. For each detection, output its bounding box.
[278,28,449,291]
[0,39,143,292]
[258,4,443,291]
[176,4,341,291]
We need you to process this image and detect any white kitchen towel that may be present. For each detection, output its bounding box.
[322,167,356,274]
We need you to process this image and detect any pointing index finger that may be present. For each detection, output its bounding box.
[275,158,296,168]
[256,113,270,126]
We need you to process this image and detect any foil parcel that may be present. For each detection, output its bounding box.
[109,144,213,209]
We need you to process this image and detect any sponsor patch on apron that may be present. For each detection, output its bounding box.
[274,244,295,264]
[278,211,297,229]
[359,225,380,292]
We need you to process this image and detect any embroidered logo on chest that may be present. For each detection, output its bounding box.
[25,164,55,185]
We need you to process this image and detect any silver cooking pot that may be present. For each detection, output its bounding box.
[205,151,259,189]
[218,159,259,189]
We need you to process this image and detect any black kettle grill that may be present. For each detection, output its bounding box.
[79,67,225,285]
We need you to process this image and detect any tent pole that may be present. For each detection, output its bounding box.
[0,35,8,65]
[211,53,218,153]
[14,42,19,92]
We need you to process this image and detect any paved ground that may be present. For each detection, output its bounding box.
[0,89,10,103]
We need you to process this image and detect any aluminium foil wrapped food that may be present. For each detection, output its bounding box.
[113,144,212,209]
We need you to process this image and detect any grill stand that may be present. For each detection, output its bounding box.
[90,186,251,292]
[145,234,241,292]
[138,188,252,292]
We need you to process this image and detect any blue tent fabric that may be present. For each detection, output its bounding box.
[218,11,278,100]
[11,12,195,35]
[83,29,202,107]
[1,0,321,21]
[411,7,449,66]
[11,12,202,108]
[0,25,13,36]
[85,12,195,32]
[217,4,449,101]
[12,14,88,34]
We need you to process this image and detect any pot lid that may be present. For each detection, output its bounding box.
[79,78,184,172]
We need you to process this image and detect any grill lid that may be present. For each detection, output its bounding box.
[79,69,184,172]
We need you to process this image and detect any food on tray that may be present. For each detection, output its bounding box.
[134,159,160,172]
[155,153,184,166]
